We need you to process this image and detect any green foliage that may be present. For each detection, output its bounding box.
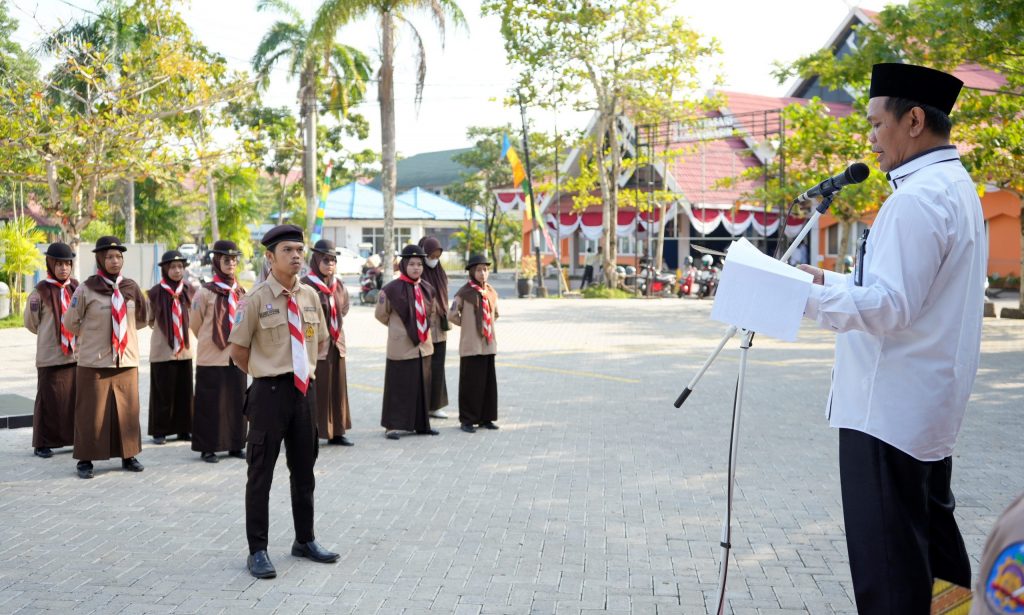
[135,177,194,245]
[0,1,39,87]
[81,219,117,243]
[207,166,272,260]
[581,284,633,299]
[449,223,486,258]
[0,218,45,314]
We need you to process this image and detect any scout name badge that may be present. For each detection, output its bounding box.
[931,578,973,615]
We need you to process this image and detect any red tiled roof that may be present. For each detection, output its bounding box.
[721,91,853,118]
[954,63,1007,91]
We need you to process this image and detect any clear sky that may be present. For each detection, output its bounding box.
[9,0,906,157]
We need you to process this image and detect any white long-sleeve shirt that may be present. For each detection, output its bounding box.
[804,146,986,461]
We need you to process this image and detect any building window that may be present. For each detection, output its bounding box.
[362,227,412,254]
[826,224,839,256]
[617,236,636,255]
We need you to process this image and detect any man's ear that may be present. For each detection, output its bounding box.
[908,106,927,138]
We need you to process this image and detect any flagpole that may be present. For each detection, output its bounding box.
[517,92,545,297]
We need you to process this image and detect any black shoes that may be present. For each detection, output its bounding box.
[177,433,191,441]
[480,422,500,430]
[76,461,94,479]
[34,447,54,458]
[228,450,245,459]
[247,550,277,579]
[328,436,354,446]
[201,452,219,463]
[152,436,166,445]
[416,428,440,436]
[460,424,476,433]
[385,431,401,440]
[291,540,339,563]
[122,457,144,472]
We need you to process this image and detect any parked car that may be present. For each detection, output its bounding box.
[335,246,365,275]
[178,243,199,260]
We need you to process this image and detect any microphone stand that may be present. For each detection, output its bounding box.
[675,192,836,615]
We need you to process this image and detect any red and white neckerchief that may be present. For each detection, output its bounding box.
[306,273,339,342]
[45,276,76,354]
[213,274,239,332]
[399,274,428,343]
[468,280,494,343]
[160,279,186,355]
[284,288,310,395]
[99,271,128,358]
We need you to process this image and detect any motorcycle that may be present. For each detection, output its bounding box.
[638,262,677,297]
[695,266,719,299]
[678,266,696,297]
[359,266,382,305]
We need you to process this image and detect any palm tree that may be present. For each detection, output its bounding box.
[253,0,372,238]
[312,0,466,280]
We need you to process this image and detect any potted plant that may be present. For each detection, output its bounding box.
[516,255,536,298]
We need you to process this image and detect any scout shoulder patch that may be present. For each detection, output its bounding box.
[984,541,1024,613]
[235,311,244,324]
[29,296,40,312]
[305,324,314,339]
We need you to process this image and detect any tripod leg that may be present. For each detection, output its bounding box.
[675,325,738,407]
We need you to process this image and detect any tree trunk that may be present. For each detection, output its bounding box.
[207,171,219,243]
[595,116,616,286]
[654,200,668,272]
[379,11,397,283]
[123,176,135,243]
[302,82,318,238]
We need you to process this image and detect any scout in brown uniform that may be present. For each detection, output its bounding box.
[24,242,78,458]
[418,236,450,420]
[146,250,195,444]
[376,244,439,440]
[228,224,338,579]
[190,240,247,462]
[971,492,1024,615]
[63,236,147,479]
[301,239,353,446]
[449,254,500,432]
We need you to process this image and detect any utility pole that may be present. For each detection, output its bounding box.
[517,92,544,297]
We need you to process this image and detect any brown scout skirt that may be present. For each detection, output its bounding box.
[458,354,498,426]
[74,366,142,461]
[191,365,247,453]
[380,355,432,432]
[148,359,194,437]
[314,344,351,440]
[428,341,449,412]
[33,364,77,448]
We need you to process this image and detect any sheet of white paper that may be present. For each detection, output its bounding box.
[709,237,814,342]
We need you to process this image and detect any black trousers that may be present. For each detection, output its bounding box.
[244,376,319,554]
[839,428,971,614]
[580,265,594,289]
[458,354,498,426]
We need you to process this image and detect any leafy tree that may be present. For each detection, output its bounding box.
[0,0,39,87]
[777,0,1024,301]
[313,0,468,281]
[205,166,273,260]
[0,218,45,314]
[252,0,372,238]
[134,177,196,245]
[483,0,719,285]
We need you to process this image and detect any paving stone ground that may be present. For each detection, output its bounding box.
[0,294,1022,615]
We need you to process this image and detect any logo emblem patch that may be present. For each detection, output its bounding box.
[985,541,1024,613]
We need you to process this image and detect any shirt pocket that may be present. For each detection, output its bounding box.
[301,308,321,345]
[258,312,288,345]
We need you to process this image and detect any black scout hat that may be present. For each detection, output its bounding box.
[210,239,242,256]
[465,254,491,270]
[158,250,188,266]
[92,236,127,253]
[869,63,964,115]
[399,244,427,259]
[44,242,75,260]
[311,239,338,255]
[261,224,304,249]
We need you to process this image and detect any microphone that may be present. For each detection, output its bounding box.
[794,162,870,204]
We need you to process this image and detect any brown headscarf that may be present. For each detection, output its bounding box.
[417,236,448,310]
[83,251,146,321]
[381,256,435,346]
[202,254,245,350]
[455,265,499,341]
[149,265,194,351]
[302,252,349,342]
[34,256,79,350]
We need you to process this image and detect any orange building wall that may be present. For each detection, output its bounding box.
[816,189,1020,276]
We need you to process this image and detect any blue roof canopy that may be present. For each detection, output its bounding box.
[323,182,483,222]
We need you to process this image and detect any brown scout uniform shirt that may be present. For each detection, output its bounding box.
[189,286,234,366]
[25,289,78,368]
[228,275,327,379]
[63,284,146,369]
[971,492,1024,615]
[375,292,435,361]
[449,296,498,357]
[147,291,196,363]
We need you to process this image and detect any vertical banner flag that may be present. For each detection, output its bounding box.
[501,134,527,190]
[311,160,333,243]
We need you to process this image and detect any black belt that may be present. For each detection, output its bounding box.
[255,373,294,381]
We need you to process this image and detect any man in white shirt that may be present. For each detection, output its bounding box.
[798,63,985,614]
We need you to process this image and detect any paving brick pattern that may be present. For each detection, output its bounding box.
[0,298,1021,614]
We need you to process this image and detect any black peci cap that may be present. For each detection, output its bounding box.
[92,236,127,253]
[44,242,75,260]
[869,63,964,115]
[261,224,304,249]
